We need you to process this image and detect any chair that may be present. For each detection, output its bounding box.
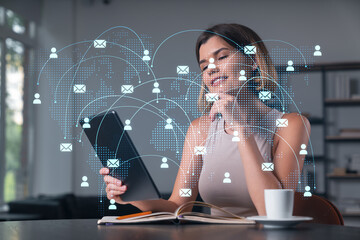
[293,192,344,225]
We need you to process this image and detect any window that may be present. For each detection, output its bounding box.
[5,9,26,35]
[0,6,35,203]
[0,7,4,25]
[4,38,25,202]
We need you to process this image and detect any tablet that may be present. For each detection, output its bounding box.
[80,110,161,202]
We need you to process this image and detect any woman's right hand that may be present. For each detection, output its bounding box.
[99,168,128,204]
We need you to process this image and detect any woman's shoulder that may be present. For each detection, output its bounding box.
[274,112,311,141]
[272,112,311,155]
[191,115,210,125]
[188,115,212,139]
[282,112,310,128]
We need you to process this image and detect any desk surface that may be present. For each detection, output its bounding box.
[1,219,360,240]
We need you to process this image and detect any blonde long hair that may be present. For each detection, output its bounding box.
[195,24,278,114]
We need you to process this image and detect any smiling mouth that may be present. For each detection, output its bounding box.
[211,76,228,86]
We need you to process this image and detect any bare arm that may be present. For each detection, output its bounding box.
[101,116,209,213]
[236,113,310,215]
[208,93,310,216]
[101,170,179,212]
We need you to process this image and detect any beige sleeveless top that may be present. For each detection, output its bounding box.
[198,108,283,216]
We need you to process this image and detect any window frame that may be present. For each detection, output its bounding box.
[0,7,36,204]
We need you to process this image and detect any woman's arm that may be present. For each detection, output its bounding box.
[166,116,209,212]
[101,170,179,212]
[101,116,208,213]
[236,113,310,215]
[208,93,310,215]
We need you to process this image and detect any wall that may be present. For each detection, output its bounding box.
[30,0,360,201]
[30,0,76,195]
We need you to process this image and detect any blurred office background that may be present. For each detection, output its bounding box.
[0,0,360,226]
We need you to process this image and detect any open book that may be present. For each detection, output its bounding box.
[97,201,255,225]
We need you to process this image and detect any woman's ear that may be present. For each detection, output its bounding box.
[204,85,208,92]
[252,63,258,71]
[251,63,259,78]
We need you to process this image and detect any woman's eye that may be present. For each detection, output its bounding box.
[218,55,228,60]
[202,66,208,71]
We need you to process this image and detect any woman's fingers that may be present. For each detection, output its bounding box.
[106,193,122,203]
[208,101,223,121]
[100,168,127,204]
[104,175,122,185]
[106,183,127,193]
[208,101,218,121]
[108,190,126,196]
[208,93,238,122]
[99,168,109,175]
[106,184,127,203]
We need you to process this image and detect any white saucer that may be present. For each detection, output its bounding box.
[247,216,313,229]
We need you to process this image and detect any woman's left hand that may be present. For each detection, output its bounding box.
[208,93,247,135]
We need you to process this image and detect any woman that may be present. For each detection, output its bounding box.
[100,23,310,216]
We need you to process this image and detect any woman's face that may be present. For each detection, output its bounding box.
[199,36,253,95]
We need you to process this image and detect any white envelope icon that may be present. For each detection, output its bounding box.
[262,162,274,171]
[276,119,288,128]
[60,143,72,152]
[259,91,271,101]
[205,93,219,102]
[177,65,189,74]
[179,188,192,197]
[121,85,134,94]
[73,84,86,93]
[194,146,207,155]
[107,159,120,168]
[244,45,256,54]
[94,40,106,48]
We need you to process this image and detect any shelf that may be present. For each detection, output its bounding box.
[306,155,324,161]
[325,99,360,107]
[308,117,324,125]
[342,212,360,217]
[325,136,360,142]
[327,174,360,179]
[276,62,360,72]
[275,62,360,199]
[313,192,327,198]
[313,155,324,161]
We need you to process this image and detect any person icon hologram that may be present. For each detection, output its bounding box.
[232,131,240,142]
[142,49,151,61]
[314,45,322,56]
[304,186,312,197]
[80,176,89,187]
[152,82,160,93]
[33,93,41,104]
[124,119,132,131]
[160,157,169,168]
[208,58,216,69]
[108,199,117,210]
[299,144,308,155]
[286,60,294,71]
[82,118,91,129]
[165,118,173,129]
[50,47,58,58]
[223,172,231,183]
[238,70,247,81]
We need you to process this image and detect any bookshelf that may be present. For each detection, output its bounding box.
[277,61,360,218]
[325,99,360,106]
[327,174,360,179]
[325,136,360,142]
[308,117,324,125]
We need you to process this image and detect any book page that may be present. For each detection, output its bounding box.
[98,201,255,224]
[176,201,246,219]
[98,215,176,224]
[180,215,255,224]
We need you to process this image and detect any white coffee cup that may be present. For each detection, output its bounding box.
[264,189,294,219]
